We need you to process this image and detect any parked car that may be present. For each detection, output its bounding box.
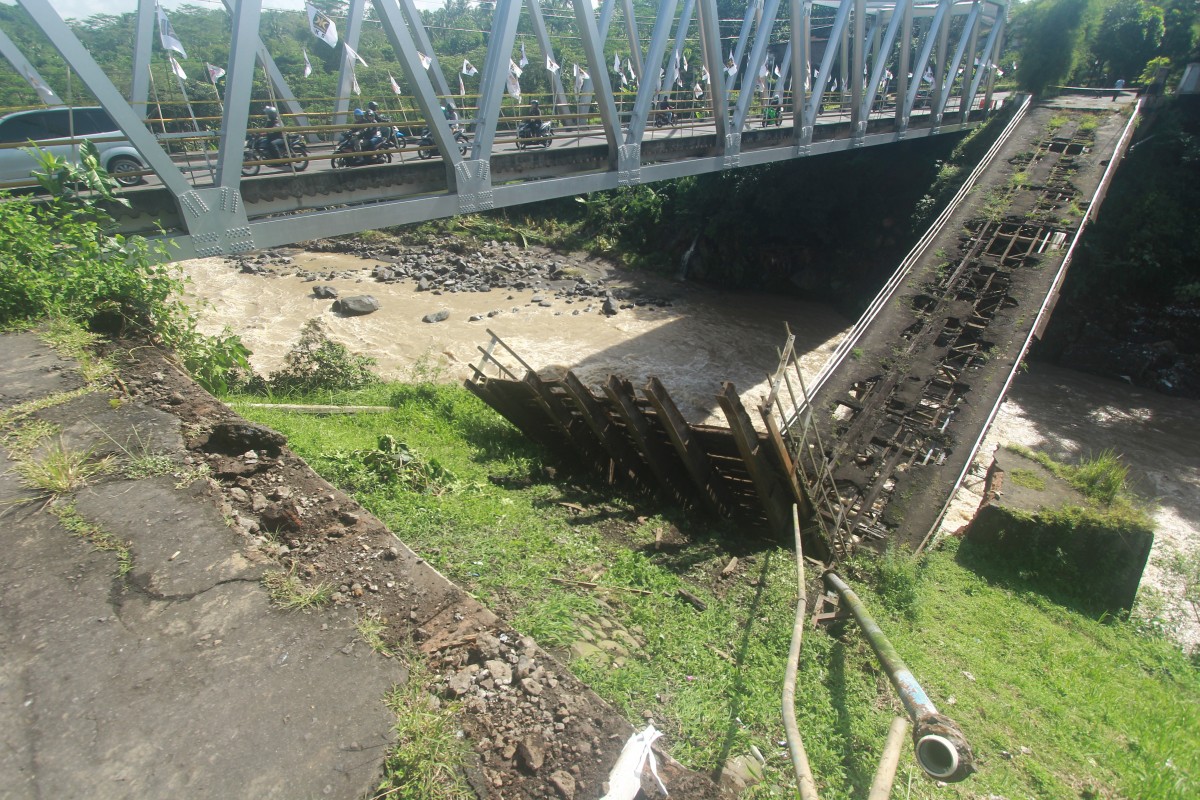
[0,106,146,188]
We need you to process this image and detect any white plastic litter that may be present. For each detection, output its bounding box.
[600,724,668,799]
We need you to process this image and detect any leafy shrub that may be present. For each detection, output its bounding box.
[264,319,379,394]
[322,434,455,495]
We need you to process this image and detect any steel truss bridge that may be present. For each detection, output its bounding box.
[5,0,1007,259]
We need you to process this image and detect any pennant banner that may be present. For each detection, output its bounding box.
[418,52,432,70]
[509,59,523,78]
[168,54,188,81]
[459,75,466,98]
[303,47,313,78]
[352,71,360,96]
[546,55,560,73]
[306,2,338,48]
[613,53,620,73]
[519,42,529,68]
[389,72,403,95]
[206,62,225,83]
[462,59,478,76]
[23,67,56,104]
[157,6,187,59]
[506,72,521,101]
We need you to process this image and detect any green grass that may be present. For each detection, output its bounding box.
[49,500,133,576]
[262,570,334,611]
[238,383,1200,799]
[376,656,475,800]
[1006,445,1146,520]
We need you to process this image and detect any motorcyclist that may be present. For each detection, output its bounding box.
[261,105,286,161]
[519,99,545,140]
[365,100,391,149]
[655,96,674,125]
[764,95,781,124]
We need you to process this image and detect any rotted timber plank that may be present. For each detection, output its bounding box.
[643,376,727,516]
[523,370,607,464]
[716,382,792,537]
[602,376,695,508]
[561,371,647,485]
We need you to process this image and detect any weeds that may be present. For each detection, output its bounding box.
[356,614,394,656]
[262,570,333,611]
[50,500,133,575]
[375,657,473,800]
[17,437,114,495]
[257,319,378,395]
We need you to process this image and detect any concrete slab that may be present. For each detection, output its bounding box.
[0,335,405,799]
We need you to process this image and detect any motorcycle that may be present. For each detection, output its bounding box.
[416,127,469,159]
[653,109,675,128]
[515,119,553,149]
[241,132,309,176]
[330,127,396,168]
[761,103,783,127]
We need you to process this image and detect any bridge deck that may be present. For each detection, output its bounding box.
[801,95,1141,552]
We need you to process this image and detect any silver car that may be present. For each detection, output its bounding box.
[0,106,146,188]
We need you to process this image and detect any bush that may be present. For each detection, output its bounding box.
[0,143,253,395]
[264,319,379,394]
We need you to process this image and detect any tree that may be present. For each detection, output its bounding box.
[1091,0,1166,81]
[1014,0,1095,95]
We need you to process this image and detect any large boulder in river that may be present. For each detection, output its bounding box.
[312,285,338,299]
[332,295,380,316]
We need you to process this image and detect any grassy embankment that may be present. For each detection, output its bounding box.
[233,381,1199,800]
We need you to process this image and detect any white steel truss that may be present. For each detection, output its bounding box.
[3,0,1007,260]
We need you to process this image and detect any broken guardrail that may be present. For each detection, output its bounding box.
[822,570,975,782]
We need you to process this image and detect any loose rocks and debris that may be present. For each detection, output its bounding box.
[230,236,676,321]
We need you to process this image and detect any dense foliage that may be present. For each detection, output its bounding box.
[1010,0,1198,95]
[0,143,251,393]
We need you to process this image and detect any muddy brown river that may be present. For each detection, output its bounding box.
[184,247,1199,650]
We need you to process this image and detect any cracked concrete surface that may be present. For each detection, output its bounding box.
[0,333,404,799]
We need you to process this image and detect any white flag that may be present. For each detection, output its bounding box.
[759,61,768,78]
[574,65,589,95]
[343,43,364,67]
[683,55,688,72]
[306,2,338,48]
[694,82,703,99]
[922,67,934,85]
[352,71,360,96]
[546,55,560,73]
[303,47,312,77]
[206,62,225,83]
[510,59,523,78]
[459,74,465,97]
[519,42,529,68]
[157,6,187,59]
[389,72,402,95]
[345,43,368,68]
[168,55,187,81]
[620,71,628,88]
[773,65,781,78]
[418,51,432,70]
[613,53,620,72]
[701,65,710,83]
[725,53,738,77]
[462,60,478,76]
[627,60,636,82]
[506,72,521,101]
[673,53,681,86]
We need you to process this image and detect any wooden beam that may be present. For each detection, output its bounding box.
[643,376,726,516]
[602,375,693,507]
[716,382,792,537]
